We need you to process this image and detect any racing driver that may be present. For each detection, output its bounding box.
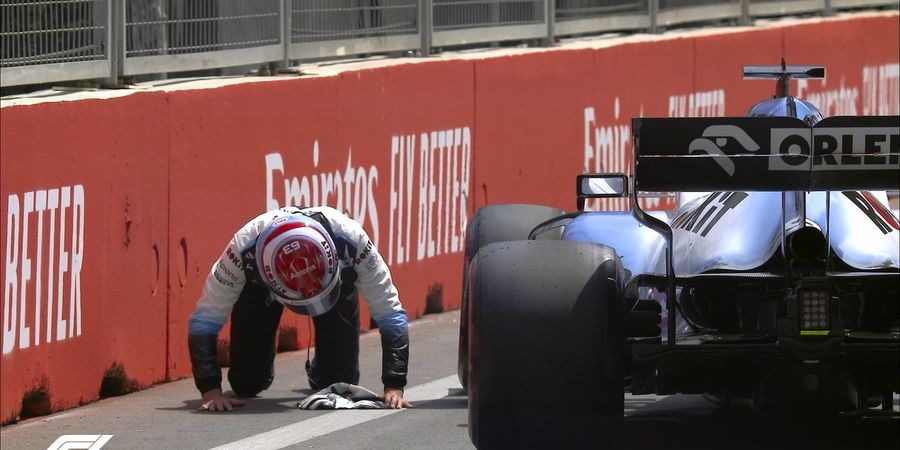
[187,206,411,411]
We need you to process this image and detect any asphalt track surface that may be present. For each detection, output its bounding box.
[2,309,898,450]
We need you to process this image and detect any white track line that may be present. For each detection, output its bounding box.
[209,375,460,450]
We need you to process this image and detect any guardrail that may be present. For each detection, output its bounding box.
[1,0,897,88]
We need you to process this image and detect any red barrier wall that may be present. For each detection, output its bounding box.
[2,12,897,423]
[693,28,783,112]
[164,61,476,380]
[164,77,341,379]
[1,94,170,422]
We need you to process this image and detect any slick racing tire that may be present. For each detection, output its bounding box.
[468,240,624,449]
[458,204,565,390]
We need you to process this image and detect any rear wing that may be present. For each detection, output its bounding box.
[743,64,825,97]
[632,116,899,192]
[742,65,825,80]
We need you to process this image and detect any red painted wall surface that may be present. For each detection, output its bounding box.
[164,61,475,380]
[165,77,342,380]
[1,94,170,422]
[2,13,897,422]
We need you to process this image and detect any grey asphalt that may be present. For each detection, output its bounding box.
[2,309,898,450]
[1,310,468,450]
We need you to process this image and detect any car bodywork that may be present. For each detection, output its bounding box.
[463,64,899,447]
[563,65,900,410]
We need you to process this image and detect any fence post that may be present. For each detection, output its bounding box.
[94,0,109,80]
[105,0,124,84]
[420,0,432,56]
[649,0,659,34]
[823,0,834,17]
[281,0,292,68]
[545,0,555,46]
[154,0,168,80]
[739,0,751,25]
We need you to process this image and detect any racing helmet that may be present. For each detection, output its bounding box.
[256,214,341,316]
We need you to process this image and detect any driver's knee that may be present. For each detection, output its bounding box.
[228,371,274,398]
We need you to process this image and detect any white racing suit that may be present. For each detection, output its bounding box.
[188,206,409,396]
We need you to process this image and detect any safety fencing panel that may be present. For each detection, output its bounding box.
[1,93,170,423]
[1,12,897,422]
[748,0,826,17]
[123,0,284,76]
[432,0,547,47]
[657,0,743,29]
[288,0,420,60]
[0,0,111,86]
[3,1,899,87]
[554,0,650,36]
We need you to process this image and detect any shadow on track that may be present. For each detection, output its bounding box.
[617,395,899,450]
[157,395,304,415]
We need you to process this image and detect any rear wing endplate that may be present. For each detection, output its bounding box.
[632,115,899,192]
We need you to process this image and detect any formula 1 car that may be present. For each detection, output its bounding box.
[459,64,900,448]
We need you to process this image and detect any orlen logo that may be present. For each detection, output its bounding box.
[688,125,760,176]
[47,434,112,450]
[770,127,899,171]
[3,185,85,355]
[688,125,899,175]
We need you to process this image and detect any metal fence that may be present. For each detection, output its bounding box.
[122,0,283,75]
[288,0,419,60]
[1,0,109,86]
[2,0,897,88]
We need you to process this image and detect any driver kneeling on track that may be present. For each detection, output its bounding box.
[187,206,412,411]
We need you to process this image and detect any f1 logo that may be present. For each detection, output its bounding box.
[689,125,761,176]
[47,435,113,450]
